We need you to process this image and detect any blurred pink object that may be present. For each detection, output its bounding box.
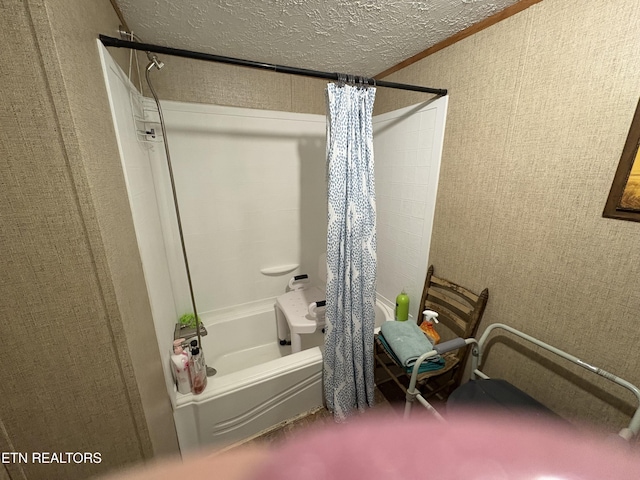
[251,411,640,479]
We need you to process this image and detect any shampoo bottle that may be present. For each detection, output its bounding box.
[171,339,191,394]
[189,344,207,395]
[395,290,409,321]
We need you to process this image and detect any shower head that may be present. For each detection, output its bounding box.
[146,53,165,70]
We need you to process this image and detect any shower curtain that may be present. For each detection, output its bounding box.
[324,83,377,421]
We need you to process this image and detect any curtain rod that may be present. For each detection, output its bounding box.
[99,35,447,97]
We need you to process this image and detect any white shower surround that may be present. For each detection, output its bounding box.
[99,43,447,450]
[374,97,448,321]
[148,100,328,315]
[145,94,448,325]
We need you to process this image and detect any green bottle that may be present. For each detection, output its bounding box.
[395,290,409,321]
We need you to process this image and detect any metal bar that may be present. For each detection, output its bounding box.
[416,396,445,421]
[99,35,448,96]
[472,369,490,380]
[404,338,477,419]
[478,323,640,438]
[144,63,203,351]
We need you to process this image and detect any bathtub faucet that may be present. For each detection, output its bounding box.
[174,323,208,346]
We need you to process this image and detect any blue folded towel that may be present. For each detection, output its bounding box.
[378,332,445,374]
[380,320,435,366]
[379,320,444,368]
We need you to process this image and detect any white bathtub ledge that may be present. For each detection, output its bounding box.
[175,347,323,407]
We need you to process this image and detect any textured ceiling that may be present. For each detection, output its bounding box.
[115,0,521,77]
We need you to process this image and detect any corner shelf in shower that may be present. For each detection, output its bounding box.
[130,92,163,144]
[260,264,299,276]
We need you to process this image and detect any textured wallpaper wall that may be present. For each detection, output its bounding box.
[376,0,640,432]
[140,55,328,114]
[42,0,178,458]
[0,1,177,479]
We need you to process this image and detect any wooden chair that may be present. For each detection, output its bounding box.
[375,265,489,400]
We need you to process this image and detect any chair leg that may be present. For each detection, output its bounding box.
[374,351,408,393]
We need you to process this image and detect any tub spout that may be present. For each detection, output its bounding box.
[174,323,208,344]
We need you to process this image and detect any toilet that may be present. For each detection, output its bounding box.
[275,254,327,354]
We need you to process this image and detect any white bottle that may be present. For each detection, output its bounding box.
[171,339,191,394]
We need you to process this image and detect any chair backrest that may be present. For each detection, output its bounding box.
[418,265,489,342]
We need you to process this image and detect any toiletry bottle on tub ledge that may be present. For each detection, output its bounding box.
[395,290,409,321]
[171,339,191,394]
[189,342,207,395]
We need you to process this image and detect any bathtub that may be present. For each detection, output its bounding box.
[173,297,394,452]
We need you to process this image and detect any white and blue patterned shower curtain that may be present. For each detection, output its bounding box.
[324,83,377,421]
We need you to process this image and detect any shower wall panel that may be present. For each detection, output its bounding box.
[99,44,179,406]
[147,102,328,316]
[374,97,448,321]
